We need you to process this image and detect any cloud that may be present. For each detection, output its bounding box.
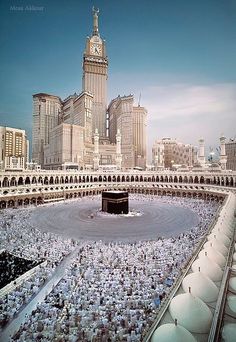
[142,83,236,120]
[139,82,236,161]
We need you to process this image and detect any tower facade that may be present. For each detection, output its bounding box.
[32,93,62,166]
[93,128,100,170]
[83,8,108,140]
[0,126,28,171]
[133,106,147,169]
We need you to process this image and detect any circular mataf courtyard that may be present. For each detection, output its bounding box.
[29,195,199,242]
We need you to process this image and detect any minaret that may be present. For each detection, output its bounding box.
[219,135,227,170]
[198,138,205,167]
[93,128,100,170]
[115,129,122,170]
[83,8,108,140]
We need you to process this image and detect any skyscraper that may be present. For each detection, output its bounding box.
[82,8,108,140]
[32,8,147,170]
[32,93,62,166]
[108,95,147,169]
[0,126,29,171]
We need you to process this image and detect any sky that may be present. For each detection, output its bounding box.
[0,0,236,160]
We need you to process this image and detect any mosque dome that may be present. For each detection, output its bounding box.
[199,247,226,268]
[229,277,236,292]
[222,323,236,342]
[212,226,232,238]
[192,255,223,282]
[151,322,197,342]
[227,295,236,313]
[169,292,213,333]
[204,239,228,256]
[207,232,230,247]
[182,270,219,302]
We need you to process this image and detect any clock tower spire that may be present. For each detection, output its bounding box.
[82,8,108,140]
[92,7,100,36]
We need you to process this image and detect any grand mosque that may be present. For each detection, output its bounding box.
[0,7,236,342]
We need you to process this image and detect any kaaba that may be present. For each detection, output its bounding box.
[102,191,129,214]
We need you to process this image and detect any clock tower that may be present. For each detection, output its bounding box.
[83,8,108,140]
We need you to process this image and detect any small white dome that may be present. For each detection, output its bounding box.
[192,255,223,282]
[204,239,228,256]
[222,323,236,342]
[208,232,230,247]
[151,323,197,342]
[212,226,232,238]
[229,277,236,292]
[199,247,226,268]
[182,271,219,302]
[227,295,236,313]
[169,292,213,333]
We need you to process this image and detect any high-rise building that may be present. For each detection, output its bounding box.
[43,92,93,169]
[32,93,62,166]
[73,92,93,144]
[226,139,236,171]
[108,95,135,168]
[62,94,77,124]
[44,123,85,170]
[0,126,29,171]
[152,140,164,170]
[108,95,147,169]
[32,8,147,170]
[82,8,108,140]
[152,138,196,169]
[133,106,147,169]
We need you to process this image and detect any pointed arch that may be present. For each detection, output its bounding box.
[25,176,31,185]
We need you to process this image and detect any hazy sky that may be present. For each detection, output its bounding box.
[0,0,236,158]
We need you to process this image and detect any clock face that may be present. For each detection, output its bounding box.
[90,43,102,55]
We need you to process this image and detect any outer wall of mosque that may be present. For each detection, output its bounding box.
[0,170,235,208]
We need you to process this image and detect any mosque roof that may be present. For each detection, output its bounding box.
[151,323,197,342]
[208,232,231,247]
[233,253,236,262]
[192,255,223,282]
[222,323,236,342]
[199,247,226,268]
[212,226,232,238]
[182,270,219,302]
[204,239,228,256]
[169,292,213,333]
[227,295,236,313]
[229,277,236,293]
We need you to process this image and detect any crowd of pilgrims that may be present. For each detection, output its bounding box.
[0,252,41,289]
[0,195,219,341]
